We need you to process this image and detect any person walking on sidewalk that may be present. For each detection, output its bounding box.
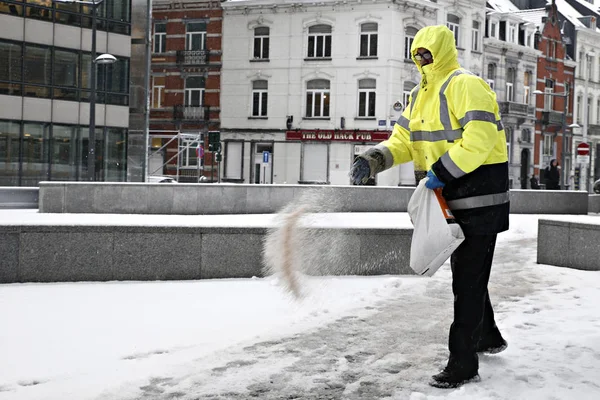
[350,25,509,389]
[544,159,560,190]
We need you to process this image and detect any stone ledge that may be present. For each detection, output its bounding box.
[0,223,414,283]
[537,219,600,271]
[39,182,595,215]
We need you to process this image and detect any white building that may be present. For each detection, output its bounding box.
[569,15,600,192]
[220,0,488,186]
[485,0,541,188]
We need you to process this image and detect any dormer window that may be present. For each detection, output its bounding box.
[508,22,517,44]
[489,20,499,39]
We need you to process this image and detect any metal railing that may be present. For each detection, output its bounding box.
[176,49,209,65]
[499,101,529,116]
[173,105,207,121]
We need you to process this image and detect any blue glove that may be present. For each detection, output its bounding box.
[425,170,445,189]
[350,157,371,185]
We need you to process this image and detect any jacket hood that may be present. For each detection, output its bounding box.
[411,25,460,79]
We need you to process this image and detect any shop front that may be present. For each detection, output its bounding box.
[222,129,416,186]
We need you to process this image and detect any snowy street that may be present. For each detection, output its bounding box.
[1,214,600,399]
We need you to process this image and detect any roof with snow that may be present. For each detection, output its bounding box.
[555,0,588,28]
[511,8,548,29]
[487,0,519,12]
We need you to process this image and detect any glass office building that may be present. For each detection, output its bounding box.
[0,0,132,186]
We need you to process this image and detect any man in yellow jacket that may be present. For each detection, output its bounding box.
[350,25,509,388]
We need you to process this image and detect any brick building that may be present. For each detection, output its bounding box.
[517,2,576,188]
[149,0,222,182]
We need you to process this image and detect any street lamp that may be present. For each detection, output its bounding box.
[53,0,116,181]
[533,89,580,189]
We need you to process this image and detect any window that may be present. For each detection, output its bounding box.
[23,44,51,98]
[487,63,496,90]
[596,99,600,124]
[548,40,556,59]
[307,24,332,58]
[506,67,515,102]
[565,82,570,112]
[523,71,531,104]
[489,20,499,39]
[186,22,206,51]
[105,127,127,182]
[587,54,593,81]
[472,21,480,52]
[0,120,21,186]
[578,51,584,77]
[357,79,376,117]
[306,79,330,118]
[0,41,22,95]
[446,14,460,46]
[403,81,417,112]
[253,27,270,59]
[505,127,512,163]
[22,122,50,186]
[225,141,243,180]
[577,94,583,123]
[404,27,418,60]
[252,80,268,117]
[154,23,166,53]
[508,23,517,44]
[525,30,533,47]
[152,76,165,108]
[543,134,553,157]
[587,96,592,124]
[179,137,202,167]
[544,79,554,111]
[359,23,378,57]
[301,143,328,183]
[184,76,205,107]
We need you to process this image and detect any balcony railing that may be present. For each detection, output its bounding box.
[541,111,564,126]
[176,49,209,65]
[499,101,529,116]
[173,105,207,121]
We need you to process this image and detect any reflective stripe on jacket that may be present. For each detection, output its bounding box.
[374,25,509,234]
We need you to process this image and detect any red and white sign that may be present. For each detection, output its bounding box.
[286,130,390,142]
[577,142,590,156]
[196,145,204,158]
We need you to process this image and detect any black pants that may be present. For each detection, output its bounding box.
[448,234,501,371]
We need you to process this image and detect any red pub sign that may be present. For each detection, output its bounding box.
[286,130,390,142]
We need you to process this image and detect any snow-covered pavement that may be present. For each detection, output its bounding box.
[1,213,600,399]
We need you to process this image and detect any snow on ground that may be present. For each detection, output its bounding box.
[1,212,600,400]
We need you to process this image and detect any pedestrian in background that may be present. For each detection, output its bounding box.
[544,159,560,190]
[530,175,540,189]
[350,25,509,389]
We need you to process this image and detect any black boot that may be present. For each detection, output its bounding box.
[429,357,480,389]
[476,336,508,355]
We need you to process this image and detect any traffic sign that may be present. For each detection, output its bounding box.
[577,142,590,156]
[196,145,204,158]
[262,151,270,165]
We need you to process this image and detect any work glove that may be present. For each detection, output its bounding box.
[425,170,445,189]
[349,148,387,185]
[350,157,371,185]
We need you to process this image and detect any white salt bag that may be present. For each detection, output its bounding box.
[407,178,465,276]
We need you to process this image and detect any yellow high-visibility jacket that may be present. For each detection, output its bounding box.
[368,25,510,235]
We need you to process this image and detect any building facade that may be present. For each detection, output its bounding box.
[484,2,540,189]
[149,0,222,183]
[0,0,132,186]
[529,3,576,188]
[219,0,488,186]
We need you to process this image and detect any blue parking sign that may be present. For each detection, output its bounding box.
[263,151,270,164]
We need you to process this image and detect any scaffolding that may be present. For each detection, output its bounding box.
[147,130,208,183]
